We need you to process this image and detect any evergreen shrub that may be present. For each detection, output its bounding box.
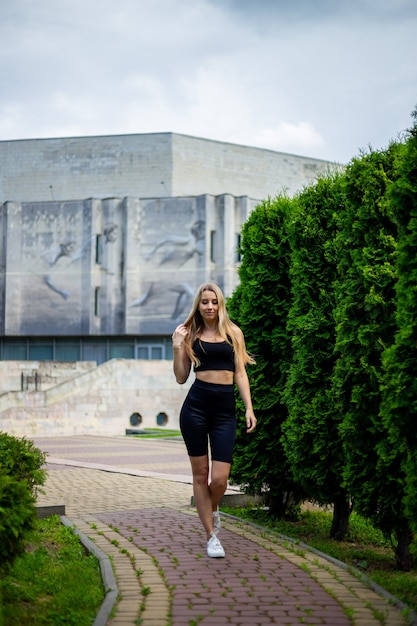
[0,432,47,574]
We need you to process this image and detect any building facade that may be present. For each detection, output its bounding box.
[0,132,337,436]
[0,132,336,364]
[0,193,255,363]
[0,132,335,203]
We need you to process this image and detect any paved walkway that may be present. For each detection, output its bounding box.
[34,435,412,626]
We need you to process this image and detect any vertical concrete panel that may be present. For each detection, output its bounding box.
[100,198,125,334]
[222,195,238,297]
[79,198,95,334]
[195,195,210,288]
[0,204,6,335]
[120,197,129,331]
[125,196,208,334]
[140,196,196,333]
[88,198,104,335]
[5,200,94,335]
[204,194,217,285]
[213,196,225,290]
[237,195,258,223]
[4,202,23,334]
[124,197,142,335]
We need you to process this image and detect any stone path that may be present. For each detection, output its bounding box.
[34,436,413,626]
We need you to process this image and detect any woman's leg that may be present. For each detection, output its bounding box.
[209,460,231,511]
[206,385,235,517]
[190,455,215,540]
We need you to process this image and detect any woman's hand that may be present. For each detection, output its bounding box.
[172,324,191,384]
[245,409,257,433]
[172,324,188,347]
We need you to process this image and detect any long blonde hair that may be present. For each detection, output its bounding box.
[182,282,255,369]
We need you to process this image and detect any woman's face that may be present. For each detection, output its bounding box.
[198,289,219,322]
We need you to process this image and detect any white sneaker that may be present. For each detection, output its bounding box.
[213,508,221,534]
[207,532,225,558]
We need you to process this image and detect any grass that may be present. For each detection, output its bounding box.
[221,505,417,614]
[3,485,415,623]
[0,515,104,626]
[129,428,182,439]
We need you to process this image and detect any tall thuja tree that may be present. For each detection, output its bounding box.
[228,195,304,517]
[332,143,409,565]
[281,173,351,539]
[380,108,417,569]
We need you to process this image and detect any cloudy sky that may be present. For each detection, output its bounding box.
[1,0,416,164]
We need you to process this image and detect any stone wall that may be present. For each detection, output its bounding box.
[171,133,334,199]
[0,133,337,204]
[0,134,173,203]
[0,194,257,337]
[0,360,96,393]
[0,359,191,438]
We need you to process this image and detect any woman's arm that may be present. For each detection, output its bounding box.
[235,326,256,433]
[172,324,192,384]
[234,326,257,432]
[234,366,257,432]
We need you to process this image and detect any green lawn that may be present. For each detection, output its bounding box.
[128,428,182,438]
[0,515,104,626]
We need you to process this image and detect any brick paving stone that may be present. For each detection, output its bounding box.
[97,507,351,626]
[33,436,414,626]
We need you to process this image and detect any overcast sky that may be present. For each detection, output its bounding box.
[1,0,416,164]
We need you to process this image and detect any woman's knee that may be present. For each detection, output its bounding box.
[210,462,231,491]
[190,457,209,484]
[210,475,228,493]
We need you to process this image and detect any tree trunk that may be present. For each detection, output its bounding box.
[268,491,302,520]
[330,494,351,540]
[268,492,287,519]
[394,526,414,571]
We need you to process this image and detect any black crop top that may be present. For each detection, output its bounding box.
[193,339,235,372]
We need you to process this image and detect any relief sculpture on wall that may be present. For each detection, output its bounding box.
[126,198,207,334]
[2,195,224,337]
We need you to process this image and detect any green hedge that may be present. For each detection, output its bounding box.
[0,432,47,574]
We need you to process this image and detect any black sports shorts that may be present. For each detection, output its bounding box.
[180,379,236,463]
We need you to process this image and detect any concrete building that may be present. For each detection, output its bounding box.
[0,132,335,203]
[0,132,336,362]
[0,193,256,361]
[0,132,336,437]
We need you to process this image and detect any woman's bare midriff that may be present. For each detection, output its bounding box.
[195,370,234,385]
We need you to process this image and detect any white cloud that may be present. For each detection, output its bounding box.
[0,0,416,163]
[248,122,325,155]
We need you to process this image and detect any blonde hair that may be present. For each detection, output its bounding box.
[182,282,255,369]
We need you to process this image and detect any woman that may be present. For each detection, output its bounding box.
[172,282,256,558]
